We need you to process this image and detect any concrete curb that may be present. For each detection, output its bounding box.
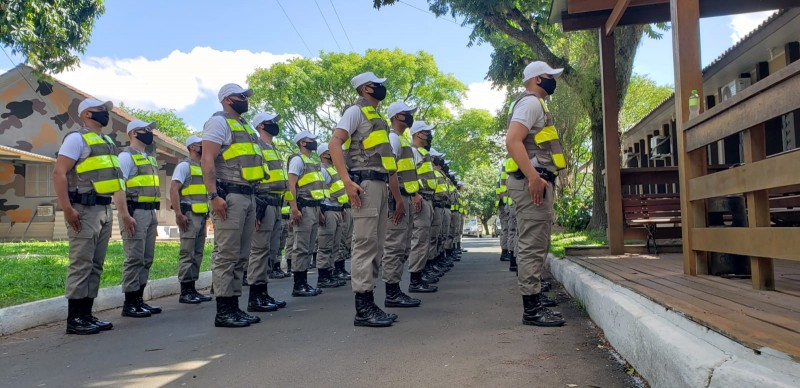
[548,254,800,388]
[0,271,212,336]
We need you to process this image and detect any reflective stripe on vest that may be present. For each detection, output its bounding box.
[415,147,437,193]
[343,100,397,172]
[434,170,448,196]
[258,143,291,201]
[505,94,566,172]
[70,130,126,194]
[125,149,160,203]
[395,135,419,194]
[220,118,265,182]
[180,160,208,213]
[325,166,349,204]
[281,205,290,215]
[295,154,325,200]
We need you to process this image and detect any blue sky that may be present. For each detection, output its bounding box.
[0,1,775,131]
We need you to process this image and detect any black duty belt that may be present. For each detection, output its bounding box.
[129,202,160,211]
[342,203,351,209]
[321,204,344,213]
[433,201,447,209]
[511,168,556,184]
[350,170,389,184]
[399,188,416,197]
[297,198,321,208]
[69,192,112,206]
[256,194,283,207]
[221,182,255,195]
[420,193,435,201]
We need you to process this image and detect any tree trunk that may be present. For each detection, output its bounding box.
[587,116,608,231]
[481,218,491,236]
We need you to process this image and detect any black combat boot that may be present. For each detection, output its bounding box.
[66,299,100,335]
[522,295,565,327]
[82,298,112,331]
[317,268,340,288]
[385,282,421,307]
[269,263,285,279]
[354,292,393,327]
[539,292,558,307]
[509,253,518,273]
[285,259,293,277]
[122,291,151,318]
[367,291,398,322]
[541,280,552,293]
[138,284,161,314]
[500,249,510,262]
[233,296,261,324]
[409,272,438,293]
[292,272,317,297]
[421,270,440,284]
[247,284,278,312]
[261,284,287,308]
[214,297,250,328]
[190,281,212,302]
[180,282,202,304]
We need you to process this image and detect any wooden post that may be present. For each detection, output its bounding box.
[599,27,624,255]
[743,123,775,290]
[670,0,708,275]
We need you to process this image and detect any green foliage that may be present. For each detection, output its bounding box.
[432,109,504,178]
[0,241,214,307]
[549,230,607,258]
[619,74,674,132]
[554,191,592,232]
[246,49,467,142]
[120,103,192,143]
[461,163,499,232]
[0,0,105,73]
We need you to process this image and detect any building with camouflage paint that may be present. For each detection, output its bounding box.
[0,65,189,241]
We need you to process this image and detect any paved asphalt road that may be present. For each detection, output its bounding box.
[0,238,639,388]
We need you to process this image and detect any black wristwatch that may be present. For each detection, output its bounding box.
[207,192,219,201]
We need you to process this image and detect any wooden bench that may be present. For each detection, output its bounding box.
[770,193,800,226]
[623,193,682,254]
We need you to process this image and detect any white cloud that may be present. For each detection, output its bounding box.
[729,11,777,43]
[56,47,300,111]
[462,81,506,114]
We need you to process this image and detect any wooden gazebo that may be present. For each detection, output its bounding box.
[549,0,800,290]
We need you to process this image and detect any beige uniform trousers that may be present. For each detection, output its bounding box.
[178,210,208,283]
[499,205,509,250]
[65,203,113,299]
[292,205,319,272]
[439,209,451,255]
[448,211,459,249]
[409,198,432,273]
[247,202,280,285]
[350,179,388,293]
[211,192,256,297]
[120,208,158,293]
[268,216,288,268]
[285,221,295,266]
[428,206,443,261]
[317,209,343,270]
[507,175,554,295]
[337,208,353,263]
[508,205,518,254]
[382,195,413,284]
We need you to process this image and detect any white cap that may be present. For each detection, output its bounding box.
[185,135,203,148]
[293,130,317,144]
[386,101,417,119]
[218,83,254,102]
[429,148,444,157]
[351,72,386,89]
[78,98,113,116]
[126,119,158,133]
[523,61,564,83]
[410,121,434,135]
[317,143,329,156]
[252,112,280,128]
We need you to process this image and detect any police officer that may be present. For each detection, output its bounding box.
[382,101,422,308]
[170,135,212,304]
[247,112,290,311]
[316,143,348,288]
[287,130,324,297]
[425,149,448,280]
[201,83,264,328]
[276,204,291,276]
[496,165,511,262]
[408,121,438,293]
[505,61,566,327]
[54,98,124,335]
[328,72,398,328]
[115,119,162,318]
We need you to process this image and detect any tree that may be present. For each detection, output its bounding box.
[619,74,673,132]
[461,163,499,235]
[119,103,192,143]
[432,108,504,178]
[246,49,467,142]
[0,0,105,73]
[374,0,664,231]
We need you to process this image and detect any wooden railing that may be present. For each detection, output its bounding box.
[682,59,800,290]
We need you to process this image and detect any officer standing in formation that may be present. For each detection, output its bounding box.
[316,143,348,288]
[55,98,123,335]
[201,83,264,328]
[170,135,212,304]
[116,120,162,319]
[496,164,510,262]
[408,121,439,292]
[505,61,566,327]
[287,131,325,297]
[329,72,398,328]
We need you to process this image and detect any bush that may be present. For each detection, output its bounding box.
[554,193,592,231]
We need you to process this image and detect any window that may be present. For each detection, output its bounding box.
[25,164,56,197]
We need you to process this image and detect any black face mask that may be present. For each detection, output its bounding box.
[263,123,280,136]
[304,140,318,151]
[136,131,154,146]
[402,114,414,128]
[229,99,249,114]
[539,77,557,96]
[368,84,387,101]
[196,147,202,156]
[90,111,110,127]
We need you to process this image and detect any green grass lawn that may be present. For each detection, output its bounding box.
[549,231,608,258]
[0,241,213,308]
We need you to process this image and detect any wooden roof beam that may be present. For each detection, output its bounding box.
[606,0,632,35]
[569,0,665,14]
